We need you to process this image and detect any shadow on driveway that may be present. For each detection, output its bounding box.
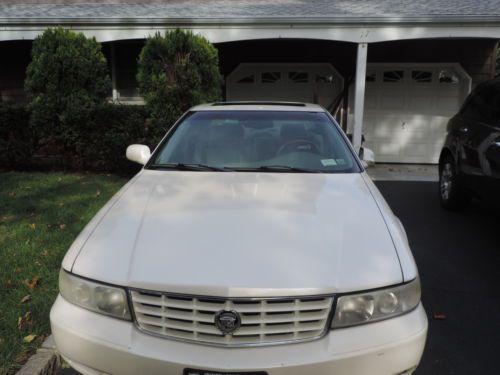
[376,181,500,375]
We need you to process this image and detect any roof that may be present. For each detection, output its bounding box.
[1,0,500,23]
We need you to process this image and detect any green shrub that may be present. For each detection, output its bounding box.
[83,104,149,173]
[0,104,150,174]
[0,105,35,168]
[25,27,111,167]
[137,29,222,144]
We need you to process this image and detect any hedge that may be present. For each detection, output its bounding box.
[82,104,150,173]
[0,105,35,168]
[0,104,152,174]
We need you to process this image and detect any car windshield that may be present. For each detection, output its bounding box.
[149,110,359,173]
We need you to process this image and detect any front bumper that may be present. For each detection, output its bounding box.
[51,294,427,375]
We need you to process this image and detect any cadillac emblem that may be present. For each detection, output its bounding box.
[214,310,241,335]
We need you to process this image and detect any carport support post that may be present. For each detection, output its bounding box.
[353,43,368,153]
[111,43,118,101]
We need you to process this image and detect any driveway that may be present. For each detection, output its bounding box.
[61,181,499,375]
[377,181,500,375]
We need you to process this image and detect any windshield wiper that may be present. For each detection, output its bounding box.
[149,163,227,172]
[230,165,323,173]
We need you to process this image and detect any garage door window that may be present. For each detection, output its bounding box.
[237,74,255,84]
[438,69,461,84]
[383,70,404,83]
[316,74,334,84]
[261,72,281,84]
[288,72,309,83]
[366,72,377,83]
[411,70,433,83]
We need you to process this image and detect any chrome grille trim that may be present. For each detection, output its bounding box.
[130,290,334,347]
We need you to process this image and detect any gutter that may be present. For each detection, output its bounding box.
[2,15,500,27]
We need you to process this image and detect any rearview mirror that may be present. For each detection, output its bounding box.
[126,144,151,165]
[361,147,375,168]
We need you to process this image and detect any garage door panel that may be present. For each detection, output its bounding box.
[407,96,433,110]
[402,115,431,132]
[380,96,406,110]
[371,122,404,138]
[366,141,400,157]
[365,95,378,110]
[436,97,460,111]
[362,118,376,137]
[362,64,470,164]
[401,142,428,157]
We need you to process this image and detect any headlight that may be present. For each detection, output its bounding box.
[331,278,421,328]
[59,269,131,320]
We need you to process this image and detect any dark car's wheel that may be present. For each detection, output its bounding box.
[439,155,469,210]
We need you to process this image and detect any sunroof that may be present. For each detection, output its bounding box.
[211,101,307,107]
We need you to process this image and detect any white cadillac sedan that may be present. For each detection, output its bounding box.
[51,102,427,375]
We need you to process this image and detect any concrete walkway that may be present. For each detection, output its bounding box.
[367,163,438,182]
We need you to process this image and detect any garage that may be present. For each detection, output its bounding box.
[226,63,344,109]
[361,63,472,164]
[227,62,472,165]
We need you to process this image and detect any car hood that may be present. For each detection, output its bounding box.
[70,170,403,297]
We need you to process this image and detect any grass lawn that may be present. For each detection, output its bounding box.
[0,172,127,375]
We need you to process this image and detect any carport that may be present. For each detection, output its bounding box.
[1,0,500,162]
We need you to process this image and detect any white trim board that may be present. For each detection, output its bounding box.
[2,24,500,43]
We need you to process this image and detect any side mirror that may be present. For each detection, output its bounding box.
[126,144,151,165]
[361,147,375,168]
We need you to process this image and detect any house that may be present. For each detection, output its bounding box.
[1,0,499,164]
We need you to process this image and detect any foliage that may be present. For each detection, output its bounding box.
[24,28,111,166]
[0,172,125,375]
[0,104,150,174]
[137,29,222,143]
[82,104,149,173]
[0,106,35,168]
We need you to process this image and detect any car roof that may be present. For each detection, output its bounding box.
[191,102,327,112]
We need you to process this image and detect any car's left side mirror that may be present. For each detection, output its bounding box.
[126,144,151,165]
[360,147,375,168]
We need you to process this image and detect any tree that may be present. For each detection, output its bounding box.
[137,29,222,144]
[25,27,110,166]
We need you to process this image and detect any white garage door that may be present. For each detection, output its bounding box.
[226,63,343,109]
[361,64,471,164]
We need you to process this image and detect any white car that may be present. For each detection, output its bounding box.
[51,102,427,375]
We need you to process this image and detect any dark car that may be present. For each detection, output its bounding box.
[439,78,500,209]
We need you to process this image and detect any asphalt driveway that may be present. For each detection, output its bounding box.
[376,181,500,375]
[61,181,499,375]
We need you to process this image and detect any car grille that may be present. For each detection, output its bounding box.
[130,290,334,346]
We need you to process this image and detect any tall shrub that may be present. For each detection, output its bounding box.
[137,29,222,144]
[25,27,110,166]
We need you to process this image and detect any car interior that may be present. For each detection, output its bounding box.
[155,111,356,172]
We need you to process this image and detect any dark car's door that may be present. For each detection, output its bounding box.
[459,81,500,196]
[485,136,500,178]
[455,89,485,184]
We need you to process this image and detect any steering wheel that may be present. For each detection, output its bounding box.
[277,140,320,156]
